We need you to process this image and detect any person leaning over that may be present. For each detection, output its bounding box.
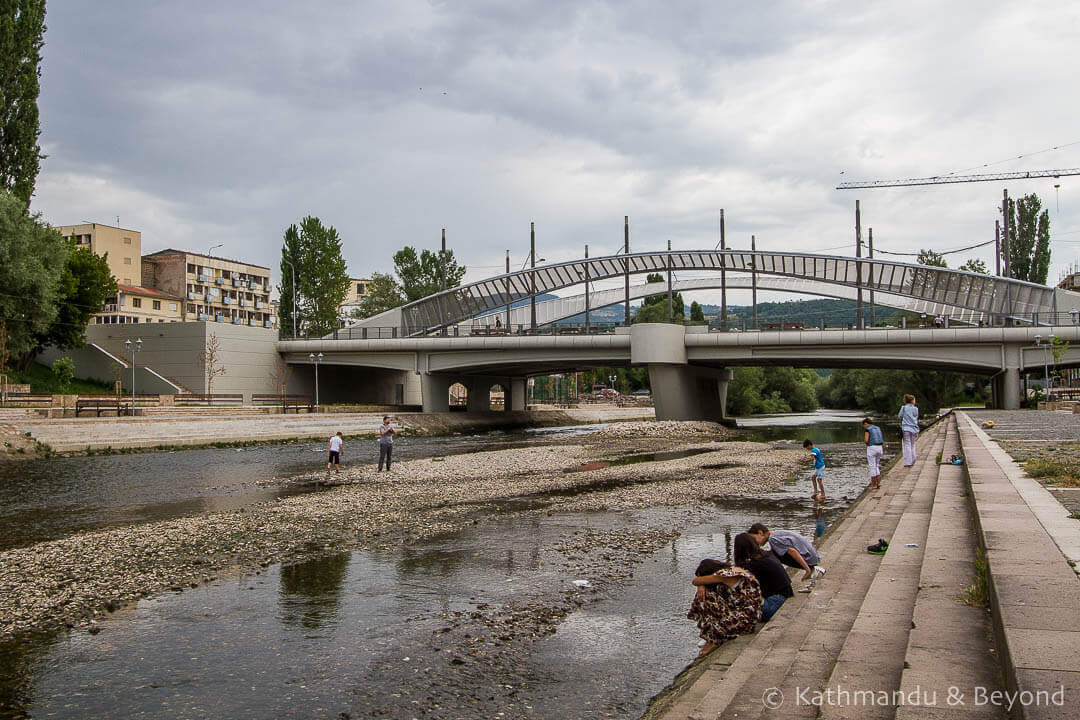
[898,394,919,467]
[747,523,825,586]
[863,417,885,489]
[378,415,394,471]
[733,532,793,622]
[687,558,762,656]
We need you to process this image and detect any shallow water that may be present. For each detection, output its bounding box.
[0,412,888,719]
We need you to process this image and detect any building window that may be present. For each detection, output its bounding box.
[357,283,366,295]
[123,278,131,285]
[123,237,132,245]
[153,300,161,310]
[132,298,142,308]
[169,302,178,312]
[188,263,196,273]
[124,257,132,265]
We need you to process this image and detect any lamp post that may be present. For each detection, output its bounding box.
[609,374,616,392]
[282,257,299,340]
[1034,334,1049,397]
[124,338,142,416]
[308,352,323,411]
[207,243,224,257]
[1071,308,1078,326]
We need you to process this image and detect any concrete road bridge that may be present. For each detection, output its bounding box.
[278,250,1080,418]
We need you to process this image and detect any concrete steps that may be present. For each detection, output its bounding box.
[656,420,952,720]
[896,418,1006,719]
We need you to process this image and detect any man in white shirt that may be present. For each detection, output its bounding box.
[327,431,343,473]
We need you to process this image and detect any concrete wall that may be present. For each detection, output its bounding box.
[38,343,182,394]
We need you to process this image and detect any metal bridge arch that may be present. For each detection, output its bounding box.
[399,250,1058,336]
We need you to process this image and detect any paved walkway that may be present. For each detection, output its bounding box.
[651,416,1007,719]
[957,412,1080,720]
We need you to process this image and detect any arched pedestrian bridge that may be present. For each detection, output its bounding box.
[279,250,1080,417]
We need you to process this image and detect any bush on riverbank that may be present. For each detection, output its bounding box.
[6,362,113,395]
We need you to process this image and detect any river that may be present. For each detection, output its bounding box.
[0,410,892,719]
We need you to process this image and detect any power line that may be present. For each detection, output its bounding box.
[939,140,1080,177]
[837,168,1080,190]
[872,239,996,258]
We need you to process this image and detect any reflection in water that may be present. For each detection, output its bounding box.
[0,632,61,718]
[278,552,351,630]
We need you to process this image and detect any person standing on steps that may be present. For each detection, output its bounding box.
[898,394,919,467]
[863,417,885,489]
[378,416,394,471]
[327,431,343,473]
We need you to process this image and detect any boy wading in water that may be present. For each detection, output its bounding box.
[378,416,394,471]
[327,431,343,473]
[801,439,826,500]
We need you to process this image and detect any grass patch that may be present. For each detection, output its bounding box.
[1069,513,1080,521]
[5,361,114,394]
[962,549,990,608]
[1024,458,1080,486]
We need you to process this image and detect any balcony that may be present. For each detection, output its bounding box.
[248,318,258,326]
[232,317,243,325]
[264,320,273,328]
[233,278,243,287]
[248,281,259,290]
[197,274,208,282]
[223,297,232,305]
[187,292,196,300]
[215,277,225,285]
[215,315,225,323]
[239,298,248,307]
[198,313,209,321]
[255,301,265,309]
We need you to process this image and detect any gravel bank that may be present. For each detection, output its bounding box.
[0,422,792,639]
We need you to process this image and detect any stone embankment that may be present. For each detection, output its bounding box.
[3,406,656,456]
[0,422,798,639]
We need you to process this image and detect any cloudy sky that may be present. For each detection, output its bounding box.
[32,0,1080,303]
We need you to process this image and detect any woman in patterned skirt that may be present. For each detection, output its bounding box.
[687,558,763,656]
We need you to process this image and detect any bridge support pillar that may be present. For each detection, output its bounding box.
[465,378,492,413]
[631,323,730,422]
[507,378,527,412]
[420,373,452,413]
[993,367,1021,410]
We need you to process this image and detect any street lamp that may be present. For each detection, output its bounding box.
[124,338,142,416]
[1071,308,1078,325]
[609,374,617,391]
[309,352,323,411]
[281,257,299,340]
[207,243,224,257]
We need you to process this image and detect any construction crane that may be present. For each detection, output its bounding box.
[837,168,1080,190]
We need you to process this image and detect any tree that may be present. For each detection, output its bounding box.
[279,216,350,337]
[393,246,467,303]
[689,301,705,323]
[0,190,68,367]
[1003,193,1051,284]
[351,272,404,319]
[51,355,74,392]
[917,249,947,267]
[35,241,116,351]
[198,332,227,397]
[634,272,684,323]
[0,0,45,206]
[959,258,988,274]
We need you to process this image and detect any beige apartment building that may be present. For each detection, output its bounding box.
[55,223,142,286]
[339,276,372,319]
[142,249,277,328]
[95,285,183,325]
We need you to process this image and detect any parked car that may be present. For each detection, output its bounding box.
[593,388,620,398]
[630,389,651,397]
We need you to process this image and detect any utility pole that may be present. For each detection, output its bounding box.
[624,216,631,325]
[438,228,447,332]
[505,250,511,330]
[530,222,537,332]
[868,227,875,327]
[995,220,1001,277]
[751,235,758,330]
[720,209,727,332]
[1002,189,1012,321]
[584,244,590,334]
[855,200,864,330]
[666,239,673,323]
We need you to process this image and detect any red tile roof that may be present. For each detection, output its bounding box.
[117,284,182,301]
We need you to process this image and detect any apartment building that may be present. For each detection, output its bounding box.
[142,249,277,328]
[95,285,183,324]
[55,223,142,286]
[338,276,372,320]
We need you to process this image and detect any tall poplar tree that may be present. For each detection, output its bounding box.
[279,216,350,337]
[0,0,46,206]
[1002,193,1051,284]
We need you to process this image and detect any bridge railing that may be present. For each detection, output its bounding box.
[286,311,1080,342]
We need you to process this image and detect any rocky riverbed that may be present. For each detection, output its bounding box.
[0,421,798,641]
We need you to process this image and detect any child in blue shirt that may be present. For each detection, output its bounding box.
[802,439,826,500]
